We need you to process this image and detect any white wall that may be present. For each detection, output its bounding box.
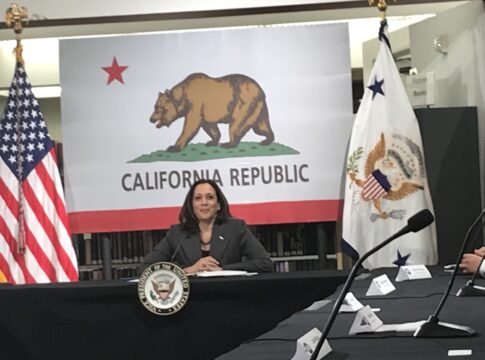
[362,26,411,85]
[409,0,485,201]
[361,1,485,202]
[409,0,483,107]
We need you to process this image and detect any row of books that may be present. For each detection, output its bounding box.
[254,222,335,258]
[74,230,166,267]
[274,259,320,272]
[78,266,138,281]
[75,222,336,278]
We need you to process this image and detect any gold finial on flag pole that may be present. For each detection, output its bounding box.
[368,0,395,21]
[5,3,28,64]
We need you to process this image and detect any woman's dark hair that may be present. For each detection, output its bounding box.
[179,179,231,233]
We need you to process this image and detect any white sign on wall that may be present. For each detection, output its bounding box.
[406,72,435,107]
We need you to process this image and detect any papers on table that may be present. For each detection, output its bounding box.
[375,320,426,333]
[192,270,258,277]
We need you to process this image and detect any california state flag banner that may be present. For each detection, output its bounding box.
[341,23,438,269]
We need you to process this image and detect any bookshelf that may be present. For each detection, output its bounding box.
[74,222,338,281]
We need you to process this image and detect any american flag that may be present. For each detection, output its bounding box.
[0,62,78,284]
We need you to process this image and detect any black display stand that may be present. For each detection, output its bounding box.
[416,107,482,264]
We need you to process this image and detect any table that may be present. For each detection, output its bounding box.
[218,267,485,359]
[0,270,347,360]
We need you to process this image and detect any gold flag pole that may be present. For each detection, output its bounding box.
[5,3,29,254]
[368,0,396,21]
[5,3,28,64]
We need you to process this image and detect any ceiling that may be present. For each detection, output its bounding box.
[0,0,470,97]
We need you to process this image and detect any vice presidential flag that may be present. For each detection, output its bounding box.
[341,23,438,269]
[0,62,79,284]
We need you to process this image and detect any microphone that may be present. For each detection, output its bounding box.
[310,209,434,360]
[170,242,182,262]
[413,208,485,337]
[170,234,189,262]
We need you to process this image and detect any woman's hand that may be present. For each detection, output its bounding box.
[184,256,221,274]
[459,252,483,273]
[475,246,485,257]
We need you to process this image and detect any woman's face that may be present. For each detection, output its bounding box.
[192,183,220,223]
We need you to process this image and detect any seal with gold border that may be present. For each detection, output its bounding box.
[137,262,190,315]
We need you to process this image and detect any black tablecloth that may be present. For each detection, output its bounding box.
[0,270,347,360]
[218,267,485,359]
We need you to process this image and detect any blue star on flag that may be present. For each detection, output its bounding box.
[368,76,384,99]
[393,250,410,267]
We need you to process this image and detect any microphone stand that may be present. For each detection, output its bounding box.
[310,209,434,360]
[413,209,485,338]
[456,254,485,297]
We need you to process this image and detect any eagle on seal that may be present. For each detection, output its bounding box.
[151,279,175,300]
[348,133,424,220]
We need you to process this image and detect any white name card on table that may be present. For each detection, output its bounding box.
[349,305,383,335]
[339,292,364,313]
[395,265,432,282]
[366,274,396,296]
[291,327,332,360]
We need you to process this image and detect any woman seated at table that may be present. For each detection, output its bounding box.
[138,179,273,274]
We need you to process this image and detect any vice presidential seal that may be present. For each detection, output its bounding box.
[137,262,190,315]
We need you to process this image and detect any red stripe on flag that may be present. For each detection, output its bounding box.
[34,157,78,280]
[0,215,34,284]
[363,177,387,199]
[37,150,71,232]
[0,177,19,218]
[22,179,75,281]
[23,222,57,282]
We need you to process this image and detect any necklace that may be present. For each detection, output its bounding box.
[200,238,211,245]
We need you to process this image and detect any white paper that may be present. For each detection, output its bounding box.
[193,270,257,277]
[375,320,426,333]
[304,300,331,311]
[448,349,472,357]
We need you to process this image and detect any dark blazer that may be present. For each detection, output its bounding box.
[139,218,273,273]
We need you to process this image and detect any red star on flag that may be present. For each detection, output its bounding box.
[102,57,128,85]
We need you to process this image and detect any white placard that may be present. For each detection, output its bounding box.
[395,265,432,282]
[406,72,435,107]
[366,274,396,296]
[291,327,332,360]
[349,305,383,335]
[339,292,364,313]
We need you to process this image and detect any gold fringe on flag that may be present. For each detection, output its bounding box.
[5,3,28,64]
